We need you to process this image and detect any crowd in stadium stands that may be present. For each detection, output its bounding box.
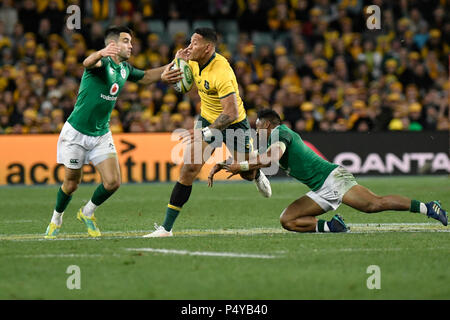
[0,0,449,135]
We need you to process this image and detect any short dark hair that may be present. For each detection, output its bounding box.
[104,26,132,42]
[194,28,217,45]
[257,109,281,125]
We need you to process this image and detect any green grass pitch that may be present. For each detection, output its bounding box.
[0,176,449,300]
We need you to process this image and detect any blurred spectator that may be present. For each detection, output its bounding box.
[239,0,268,33]
[0,0,448,135]
[40,0,65,35]
[18,0,39,33]
[0,0,18,36]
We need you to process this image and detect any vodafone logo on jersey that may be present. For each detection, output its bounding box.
[110,83,119,96]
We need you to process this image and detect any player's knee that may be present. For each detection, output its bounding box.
[63,180,79,195]
[279,209,294,231]
[103,178,120,192]
[180,164,201,182]
[280,218,296,231]
[239,170,257,181]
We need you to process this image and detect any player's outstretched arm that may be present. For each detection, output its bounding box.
[138,61,183,85]
[83,42,119,69]
[207,162,227,187]
[224,144,285,178]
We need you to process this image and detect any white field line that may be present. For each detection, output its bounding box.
[126,248,277,259]
[14,253,104,258]
[3,220,35,223]
[0,223,448,242]
[9,245,448,260]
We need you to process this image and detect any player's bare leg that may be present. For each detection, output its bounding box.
[95,156,121,192]
[279,195,325,232]
[343,185,447,226]
[45,167,82,238]
[81,156,121,216]
[342,185,410,212]
[62,167,83,195]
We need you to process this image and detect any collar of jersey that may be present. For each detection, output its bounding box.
[108,56,123,68]
[269,125,281,141]
[199,52,216,75]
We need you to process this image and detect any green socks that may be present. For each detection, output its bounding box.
[162,205,181,232]
[91,184,115,206]
[316,219,330,232]
[54,184,115,218]
[162,182,193,231]
[55,187,72,213]
[410,199,427,215]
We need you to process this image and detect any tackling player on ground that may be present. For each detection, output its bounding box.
[143,28,272,237]
[209,109,448,232]
[44,26,182,238]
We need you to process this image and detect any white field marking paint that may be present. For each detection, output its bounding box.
[8,246,447,260]
[3,220,34,223]
[126,248,277,259]
[0,223,448,242]
[13,253,108,258]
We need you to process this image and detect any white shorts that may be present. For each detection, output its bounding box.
[57,122,117,169]
[306,166,358,212]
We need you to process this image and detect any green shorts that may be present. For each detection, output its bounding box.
[195,116,252,153]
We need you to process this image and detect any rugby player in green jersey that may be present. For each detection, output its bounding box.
[208,109,448,232]
[44,26,183,238]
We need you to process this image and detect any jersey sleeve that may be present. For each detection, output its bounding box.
[100,57,110,67]
[215,63,236,99]
[274,128,292,146]
[89,57,109,71]
[127,63,145,82]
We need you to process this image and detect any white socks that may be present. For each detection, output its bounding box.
[51,210,64,226]
[50,200,97,226]
[82,200,97,217]
[419,203,428,215]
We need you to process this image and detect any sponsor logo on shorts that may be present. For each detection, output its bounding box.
[70,159,79,164]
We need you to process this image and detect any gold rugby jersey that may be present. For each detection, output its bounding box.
[188,53,246,124]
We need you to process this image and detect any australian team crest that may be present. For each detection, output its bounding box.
[204,80,209,90]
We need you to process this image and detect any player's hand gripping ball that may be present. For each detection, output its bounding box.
[171,58,193,93]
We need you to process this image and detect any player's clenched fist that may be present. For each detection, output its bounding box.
[100,42,120,57]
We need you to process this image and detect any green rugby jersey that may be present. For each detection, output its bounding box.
[268,124,338,191]
[67,56,145,136]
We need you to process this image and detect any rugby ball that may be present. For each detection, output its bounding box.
[171,58,194,93]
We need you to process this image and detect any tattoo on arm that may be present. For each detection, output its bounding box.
[210,114,232,131]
